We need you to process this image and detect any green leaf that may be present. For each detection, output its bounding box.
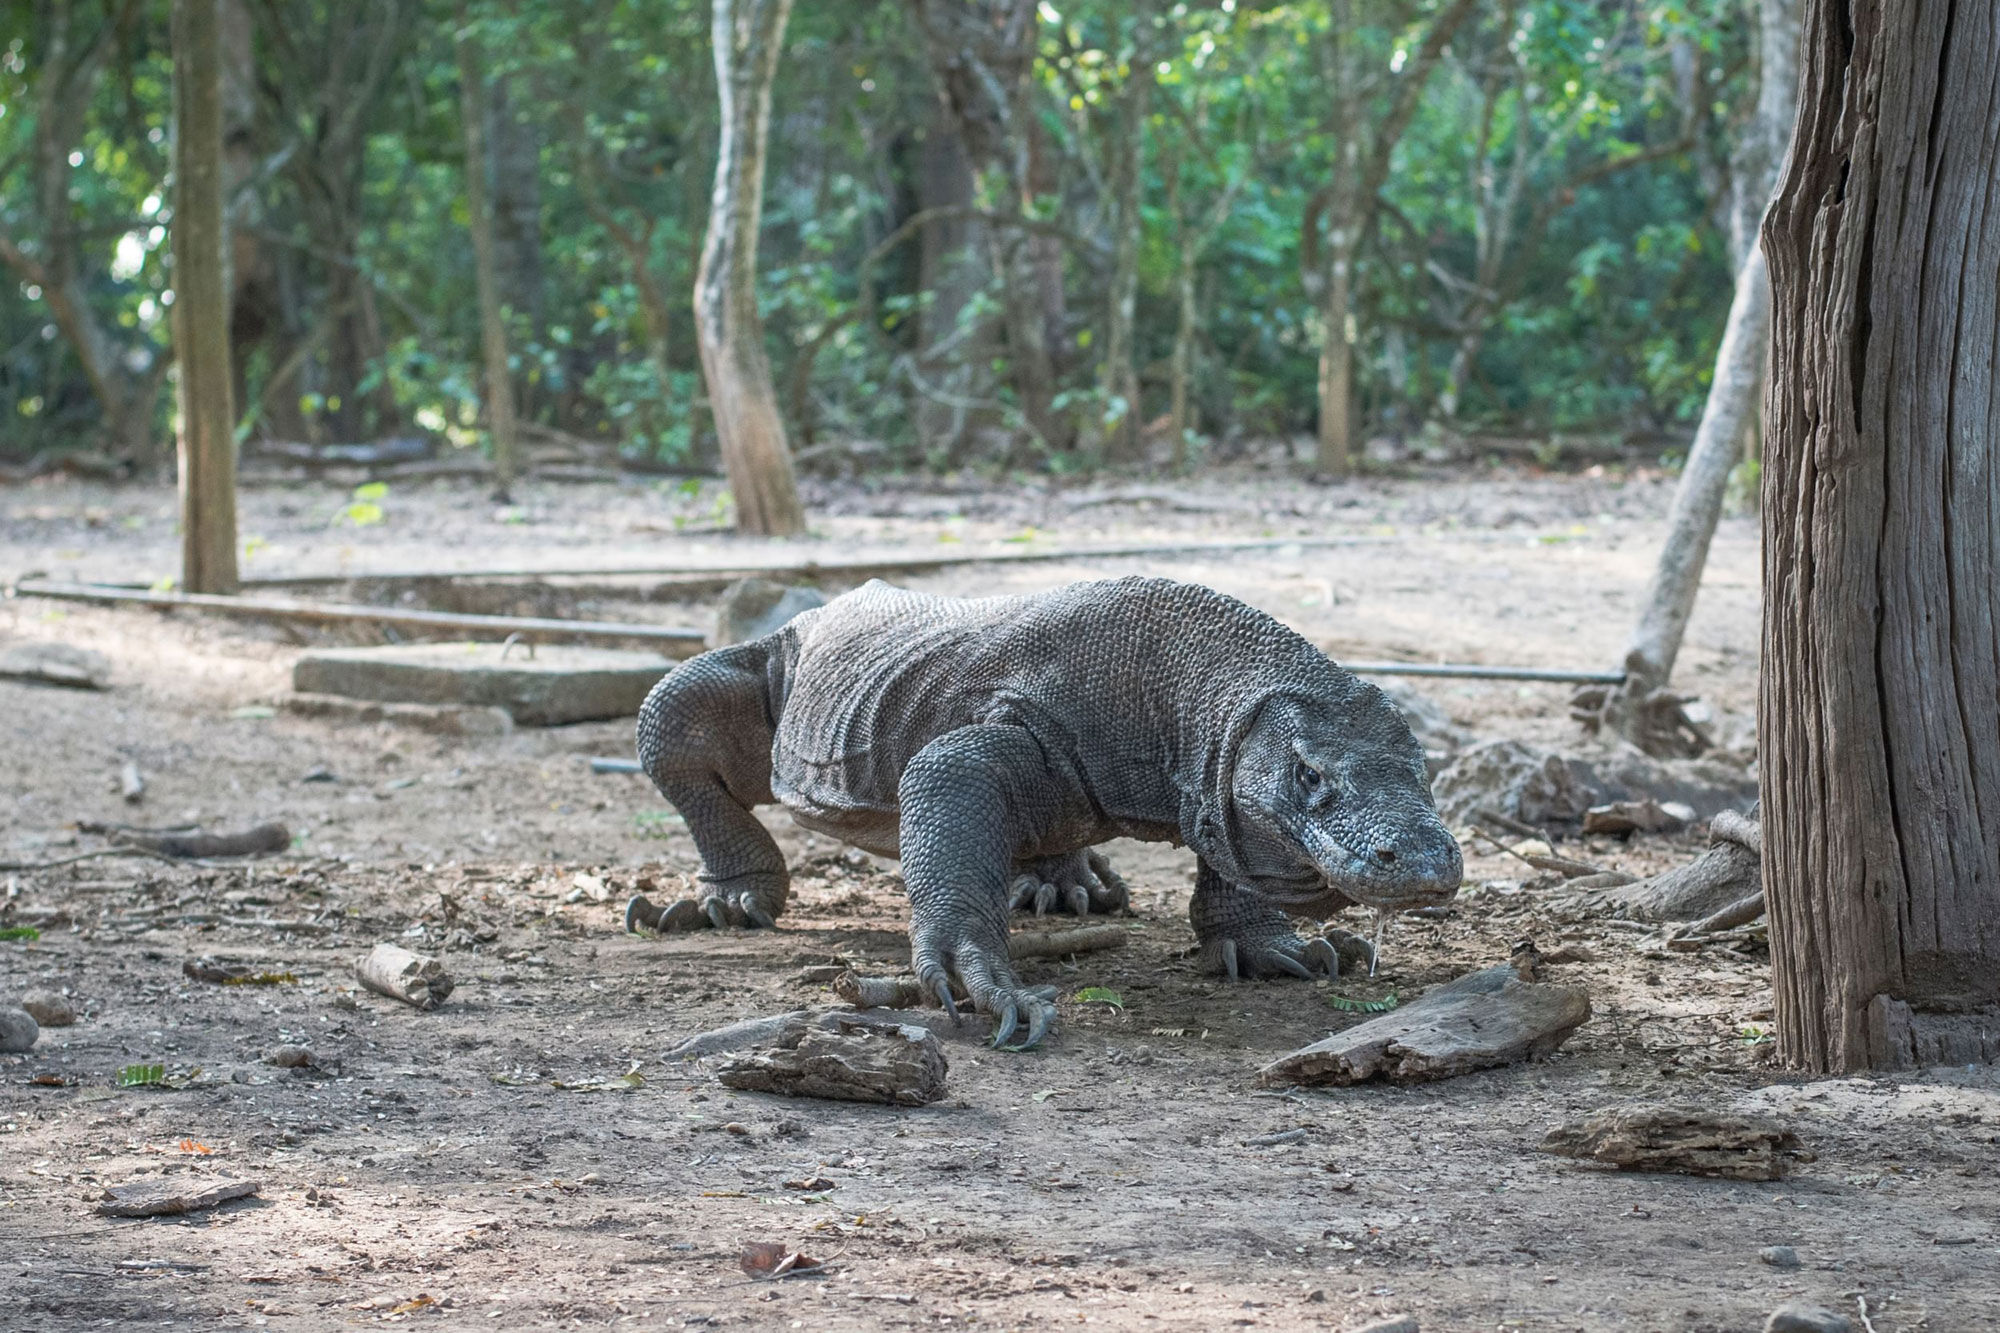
[1327,991,1398,1014]
[0,926,41,942]
[1074,986,1124,1010]
[117,1063,166,1087]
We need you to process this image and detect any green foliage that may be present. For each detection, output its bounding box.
[1,0,1759,467]
[0,926,41,942]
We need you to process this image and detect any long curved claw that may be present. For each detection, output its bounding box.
[1024,984,1059,1002]
[1033,881,1058,917]
[1062,883,1090,918]
[704,898,730,931]
[625,895,662,933]
[1221,937,1241,983]
[744,904,778,930]
[1302,937,1341,979]
[991,1003,1019,1049]
[915,964,960,1023]
[1023,999,1054,1050]
[661,899,708,931]
[1009,875,1039,912]
[1268,950,1316,981]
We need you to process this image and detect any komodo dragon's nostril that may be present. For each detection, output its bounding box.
[1373,847,1397,865]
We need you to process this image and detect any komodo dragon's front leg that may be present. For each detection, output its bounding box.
[899,723,1077,1050]
[630,646,791,931]
[1189,861,1375,982]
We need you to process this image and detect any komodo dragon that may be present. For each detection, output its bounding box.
[631,576,1461,1049]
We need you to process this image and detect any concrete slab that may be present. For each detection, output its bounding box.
[292,642,671,726]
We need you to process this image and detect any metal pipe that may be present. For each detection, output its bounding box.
[1340,661,1625,684]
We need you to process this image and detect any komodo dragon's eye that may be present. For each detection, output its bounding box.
[1293,760,1323,791]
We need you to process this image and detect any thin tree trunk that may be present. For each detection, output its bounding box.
[1315,233,1356,476]
[456,6,519,499]
[1617,244,1771,691]
[1169,235,1197,472]
[1762,0,2000,1072]
[172,0,239,594]
[912,110,991,458]
[1592,0,1799,756]
[694,0,805,537]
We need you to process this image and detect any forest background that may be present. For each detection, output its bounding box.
[1,0,1775,487]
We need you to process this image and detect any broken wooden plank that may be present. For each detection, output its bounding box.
[717,1015,947,1106]
[1258,960,1590,1086]
[11,580,707,652]
[1538,1104,1804,1181]
[293,642,670,725]
[95,1177,261,1218]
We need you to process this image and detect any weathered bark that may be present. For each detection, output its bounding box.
[911,112,994,457]
[456,7,520,498]
[904,0,1071,456]
[694,0,806,537]
[1308,0,1479,477]
[1762,0,2000,1071]
[172,0,240,594]
[1587,0,1798,757]
[487,75,546,340]
[1099,17,1153,460]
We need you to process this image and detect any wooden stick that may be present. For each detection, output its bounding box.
[13,580,707,649]
[1006,923,1130,960]
[1683,891,1766,937]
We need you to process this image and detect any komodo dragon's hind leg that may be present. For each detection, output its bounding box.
[630,646,790,931]
[1007,848,1130,918]
[1189,861,1374,981]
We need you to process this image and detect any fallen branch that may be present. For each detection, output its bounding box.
[12,580,707,651]
[1004,923,1130,960]
[113,822,290,860]
[1681,891,1766,937]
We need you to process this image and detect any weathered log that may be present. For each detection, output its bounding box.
[95,1177,260,1218]
[1006,923,1129,960]
[115,822,290,860]
[1576,810,1761,921]
[717,1015,947,1106]
[353,943,455,1010]
[1258,960,1590,1086]
[1539,1104,1803,1181]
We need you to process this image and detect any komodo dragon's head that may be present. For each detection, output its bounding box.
[1224,688,1462,910]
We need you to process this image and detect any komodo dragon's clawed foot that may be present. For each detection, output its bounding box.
[911,916,1059,1051]
[626,874,788,933]
[1198,923,1377,981]
[1007,849,1130,918]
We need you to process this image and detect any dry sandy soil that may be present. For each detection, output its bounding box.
[1,462,1993,1332]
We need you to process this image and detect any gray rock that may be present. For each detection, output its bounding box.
[712,578,825,648]
[1432,740,1599,827]
[0,1007,39,1053]
[1584,743,1759,820]
[293,642,672,726]
[1352,1318,1420,1333]
[265,1044,315,1068]
[0,640,112,690]
[1764,1301,1851,1333]
[1758,1244,1802,1269]
[20,990,75,1027]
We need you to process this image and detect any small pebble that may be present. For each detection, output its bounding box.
[265,1045,314,1068]
[1354,1318,1420,1333]
[723,1122,751,1136]
[20,990,76,1027]
[1758,1244,1801,1269]
[0,1007,39,1053]
[1764,1301,1852,1333]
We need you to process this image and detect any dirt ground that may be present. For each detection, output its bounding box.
[2,462,1993,1332]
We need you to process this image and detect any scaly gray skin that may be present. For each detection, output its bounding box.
[634,576,1461,1049]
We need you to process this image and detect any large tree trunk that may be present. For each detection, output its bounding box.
[1099,26,1153,462]
[1588,0,1799,757]
[912,112,993,458]
[172,0,240,594]
[1761,0,2000,1072]
[694,0,805,537]
[456,6,520,498]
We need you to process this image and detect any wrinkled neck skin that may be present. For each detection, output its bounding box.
[1181,680,1463,913]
